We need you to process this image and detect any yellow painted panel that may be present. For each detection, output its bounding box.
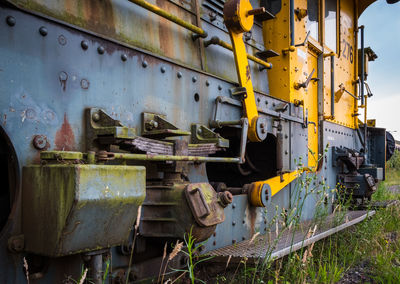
[324,0,357,129]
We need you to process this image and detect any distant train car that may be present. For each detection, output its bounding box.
[0,0,398,282]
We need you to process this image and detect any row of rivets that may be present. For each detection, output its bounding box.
[4,16,227,94]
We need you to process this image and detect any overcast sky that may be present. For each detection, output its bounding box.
[359,0,400,140]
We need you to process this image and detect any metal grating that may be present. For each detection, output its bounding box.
[206,210,375,260]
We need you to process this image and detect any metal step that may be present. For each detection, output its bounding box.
[206,210,375,262]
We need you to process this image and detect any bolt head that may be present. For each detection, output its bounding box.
[160,66,166,73]
[97,46,105,54]
[142,60,148,68]
[177,72,183,78]
[81,40,89,50]
[33,135,48,150]
[39,26,48,36]
[6,16,16,26]
[121,54,128,61]
[218,85,222,90]
[206,80,210,86]
[92,112,100,122]
[192,76,197,83]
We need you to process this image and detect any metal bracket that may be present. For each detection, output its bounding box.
[191,124,229,148]
[142,112,191,139]
[209,118,249,164]
[294,68,316,90]
[86,108,136,151]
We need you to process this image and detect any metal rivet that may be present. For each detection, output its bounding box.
[192,76,197,83]
[243,220,245,224]
[6,16,15,27]
[142,60,148,68]
[265,101,268,105]
[285,150,289,155]
[218,85,222,90]
[161,66,166,73]
[242,237,246,241]
[121,54,127,61]
[257,97,261,103]
[213,241,216,246]
[81,40,89,50]
[232,203,236,209]
[213,232,216,237]
[232,221,236,226]
[177,72,182,78]
[206,80,210,86]
[285,134,288,139]
[39,26,48,36]
[97,46,105,54]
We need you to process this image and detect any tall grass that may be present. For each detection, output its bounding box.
[166,151,400,283]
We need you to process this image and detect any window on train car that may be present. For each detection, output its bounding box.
[325,0,337,53]
[307,0,319,41]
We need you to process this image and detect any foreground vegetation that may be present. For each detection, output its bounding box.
[229,151,400,284]
[177,151,400,284]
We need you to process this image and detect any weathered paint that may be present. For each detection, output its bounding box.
[0,0,389,282]
[22,164,145,257]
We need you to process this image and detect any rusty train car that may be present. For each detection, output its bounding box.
[0,0,398,282]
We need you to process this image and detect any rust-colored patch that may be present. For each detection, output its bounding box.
[248,206,257,236]
[55,113,75,151]
[82,0,116,44]
[157,0,175,57]
[246,65,251,82]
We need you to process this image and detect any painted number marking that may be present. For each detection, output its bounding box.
[341,40,353,63]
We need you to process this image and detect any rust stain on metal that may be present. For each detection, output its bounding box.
[59,71,68,92]
[55,113,75,151]
[81,0,116,44]
[248,206,257,235]
[156,0,175,57]
[246,65,251,82]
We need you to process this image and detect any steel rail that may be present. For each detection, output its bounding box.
[111,152,241,163]
[128,0,208,38]
[204,36,272,69]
